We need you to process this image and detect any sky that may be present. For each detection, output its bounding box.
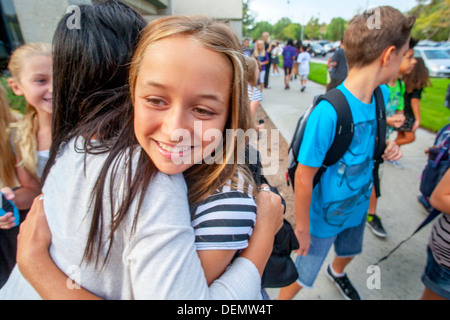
[248,0,425,24]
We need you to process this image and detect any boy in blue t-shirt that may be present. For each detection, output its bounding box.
[278,7,415,300]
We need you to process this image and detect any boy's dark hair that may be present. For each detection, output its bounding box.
[287,38,294,46]
[344,6,415,69]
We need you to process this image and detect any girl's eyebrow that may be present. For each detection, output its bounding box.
[144,80,225,104]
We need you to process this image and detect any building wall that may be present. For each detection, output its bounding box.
[13,0,242,44]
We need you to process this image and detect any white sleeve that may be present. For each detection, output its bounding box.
[124,173,262,300]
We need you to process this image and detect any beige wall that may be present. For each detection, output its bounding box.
[13,0,243,44]
[13,0,71,43]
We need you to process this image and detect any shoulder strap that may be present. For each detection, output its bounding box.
[313,88,354,186]
[373,86,386,198]
[319,89,354,167]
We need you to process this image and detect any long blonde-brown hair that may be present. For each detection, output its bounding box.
[129,15,256,204]
[0,85,19,188]
[8,42,52,180]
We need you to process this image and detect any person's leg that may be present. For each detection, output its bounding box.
[395,131,415,146]
[278,234,335,300]
[366,188,387,237]
[421,287,447,300]
[328,217,366,300]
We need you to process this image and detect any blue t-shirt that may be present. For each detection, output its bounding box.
[297,83,389,237]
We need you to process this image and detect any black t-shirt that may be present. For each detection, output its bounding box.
[403,89,422,119]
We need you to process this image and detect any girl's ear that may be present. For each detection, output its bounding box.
[8,78,23,96]
[381,45,396,67]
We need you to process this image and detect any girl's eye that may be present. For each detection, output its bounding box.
[193,107,213,116]
[35,79,46,84]
[146,98,166,106]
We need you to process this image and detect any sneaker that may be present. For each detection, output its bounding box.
[366,214,387,238]
[417,195,433,214]
[301,86,306,92]
[326,265,361,300]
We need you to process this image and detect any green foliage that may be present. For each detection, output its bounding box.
[325,17,347,41]
[1,75,26,115]
[420,78,450,132]
[308,62,327,85]
[409,0,450,41]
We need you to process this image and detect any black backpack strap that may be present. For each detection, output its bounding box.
[313,88,354,186]
[373,86,386,198]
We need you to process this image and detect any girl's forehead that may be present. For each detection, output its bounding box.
[21,55,52,74]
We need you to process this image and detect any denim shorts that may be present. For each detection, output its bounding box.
[294,217,366,288]
[421,246,450,299]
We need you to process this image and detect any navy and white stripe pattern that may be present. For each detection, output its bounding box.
[191,172,257,251]
[248,84,262,102]
[429,213,450,269]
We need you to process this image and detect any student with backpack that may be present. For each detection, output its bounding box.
[366,38,418,238]
[278,7,413,300]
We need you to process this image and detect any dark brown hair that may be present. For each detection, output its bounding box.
[403,57,432,93]
[44,0,147,268]
[344,6,415,69]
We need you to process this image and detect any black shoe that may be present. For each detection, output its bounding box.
[366,214,387,238]
[326,265,361,300]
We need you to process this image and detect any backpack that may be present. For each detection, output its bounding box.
[420,123,450,200]
[287,87,386,198]
[374,123,450,265]
[246,146,299,288]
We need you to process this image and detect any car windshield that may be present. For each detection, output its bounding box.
[424,50,450,59]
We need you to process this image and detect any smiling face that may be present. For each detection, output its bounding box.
[133,36,232,175]
[9,55,53,115]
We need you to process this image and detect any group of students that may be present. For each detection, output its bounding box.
[0,1,447,301]
[0,1,285,299]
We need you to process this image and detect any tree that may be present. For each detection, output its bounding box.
[409,0,450,41]
[242,0,256,37]
[249,21,273,40]
[304,17,322,39]
[325,17,347,41]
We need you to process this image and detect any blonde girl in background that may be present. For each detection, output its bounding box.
[0,43,50,288]
[1,43,52,213]
[253,39,269,93]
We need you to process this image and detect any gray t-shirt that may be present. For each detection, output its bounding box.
[330,48,348,81]
[0,138,262,300]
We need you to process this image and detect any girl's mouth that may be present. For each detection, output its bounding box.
[154,139,196,160]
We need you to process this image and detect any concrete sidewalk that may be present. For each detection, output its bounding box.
[260,72,437,300]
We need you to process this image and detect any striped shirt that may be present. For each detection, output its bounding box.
[429,213,450,269]
[248,84,262,102]
[191,173,257,251]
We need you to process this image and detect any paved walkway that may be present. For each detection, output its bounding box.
[260,71,437,300]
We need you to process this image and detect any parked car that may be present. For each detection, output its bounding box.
[310,44,327,57]
[414,46,450,78]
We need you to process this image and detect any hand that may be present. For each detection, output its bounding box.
[0,187,17,229]
[16,195,52,274]
[382,140,402,162]
[412,119,420,132]
[386,114,405,128]
[295,228,310,257]
[255,184,284,236]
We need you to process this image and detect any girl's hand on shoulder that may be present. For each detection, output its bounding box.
[255,184,284,236]
[0,187,17,229]
[16,195,52,277]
